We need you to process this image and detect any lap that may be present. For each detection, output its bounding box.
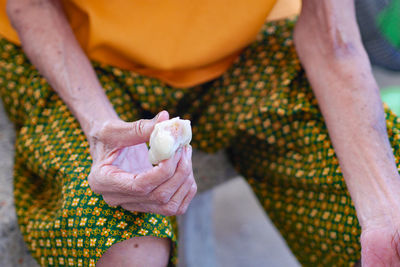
[0,38,177,266]
[1,16,400,267]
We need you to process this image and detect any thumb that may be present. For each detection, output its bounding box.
[102,111,169,148]
[117,111,169,147]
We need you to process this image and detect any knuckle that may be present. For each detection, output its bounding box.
[132,185,145,195]
[181,164,192,177]
[132,119,146,137]
[87,171,101,194]
[169,202,180,213]
[191,183,198,195]
[87,172,95,186]
[160,166,175,179]
[183,177,193,190]
[132,183,151,196]
[154,191,171,204]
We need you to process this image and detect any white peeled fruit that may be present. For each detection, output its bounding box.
[148,117,192,164]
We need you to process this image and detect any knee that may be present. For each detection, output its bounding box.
[96,236,171,267]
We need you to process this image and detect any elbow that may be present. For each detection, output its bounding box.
[293,23,371,78]
[294,23,361,62]
[321,25,362,60]
[293,1,366,63]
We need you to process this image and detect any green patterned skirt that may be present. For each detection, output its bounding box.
[1,18,400,266]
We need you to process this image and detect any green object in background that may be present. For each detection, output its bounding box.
[381,86,400,115]
[377,0,400,49]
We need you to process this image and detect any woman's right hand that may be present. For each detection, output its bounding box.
[87,111,197,216]
[7,0,197,216]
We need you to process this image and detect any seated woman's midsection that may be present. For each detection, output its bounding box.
[0,0,301,87]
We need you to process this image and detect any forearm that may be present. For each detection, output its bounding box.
[7,0,119,137]
[295,0,400,227]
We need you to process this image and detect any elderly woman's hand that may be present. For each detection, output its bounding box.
[361,217,400,266]
[87,111,197,216]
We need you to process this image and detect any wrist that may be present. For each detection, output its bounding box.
[294,1,368,70]
[73,102,121,142]
[349,173,400,229]
[63,86,120,138]
[85,115,122,143]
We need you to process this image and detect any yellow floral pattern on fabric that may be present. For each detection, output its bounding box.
[0,18,400,266]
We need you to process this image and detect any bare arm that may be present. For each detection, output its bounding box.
[7,0,196,217]
[295,0,400,264]
[7,0,118,135]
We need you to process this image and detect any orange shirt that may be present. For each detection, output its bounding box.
[0,0,300,87]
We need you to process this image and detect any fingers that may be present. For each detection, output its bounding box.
[102,167,192,206]
[120,175,196,216]
[99,111,169,148]
[90,144,183,195]
[149,146,193,204]
[161,173,196,216]
[133,148,184,193]
[97,146,197,216]
[102,178,197,213]
[88,164,137,195]
[177,182,197,215]
[119,111,169,146]
[90,147,184,207]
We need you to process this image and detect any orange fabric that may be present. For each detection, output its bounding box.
[0,0,301,87]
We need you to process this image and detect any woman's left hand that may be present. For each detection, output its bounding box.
[296,1,400,265]
[361,218,400,266]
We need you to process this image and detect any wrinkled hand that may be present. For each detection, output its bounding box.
[87,111,197,216]
[361,223,400,267]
